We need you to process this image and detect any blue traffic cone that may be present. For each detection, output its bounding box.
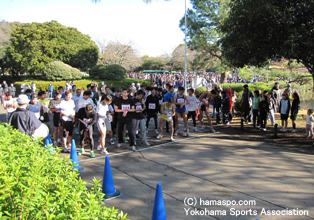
[70,139,84,172]
[152,183,166,220]
[44,134,54,153]
[102,156,122,201]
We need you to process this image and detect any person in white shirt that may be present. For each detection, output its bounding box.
[59,91,76,152]
[3,92,17,122]
[96,94,114,155]
[77,90,95,110]
[186,88,199,132]
[72,89,83,113]
[302,109,314,139]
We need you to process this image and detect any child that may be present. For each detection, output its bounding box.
[157,98,176,141]
[259,95,269,131]
[186,88,199,132]
[290,92,300,133]
[252,90,261,128]
[279,93,290,132]
[302,109,314,139]
[221,91,230,124]
[226,88,233,122]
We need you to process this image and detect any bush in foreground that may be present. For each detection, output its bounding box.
[0,124,127,219]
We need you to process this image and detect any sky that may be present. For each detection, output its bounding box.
[0,0,191,57]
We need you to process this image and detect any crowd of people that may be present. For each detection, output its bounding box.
[1,79,313,158]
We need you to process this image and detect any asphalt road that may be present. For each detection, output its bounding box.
[1,106,313,220]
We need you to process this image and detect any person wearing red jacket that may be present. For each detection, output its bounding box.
[226,88,233,122]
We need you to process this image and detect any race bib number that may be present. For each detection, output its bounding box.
[122,104,130,110]
[43,105,48,111]
[177,98,184,104]
[159,100,163,105]
[149,103,156,109]
[136,105,142,110]
[167,113,172,117]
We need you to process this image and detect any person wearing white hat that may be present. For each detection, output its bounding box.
[8,94,42,137]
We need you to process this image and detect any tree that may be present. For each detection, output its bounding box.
[6,21,98,75]
[97,40,141,72]
[137,55,171,72]
[171,44,196,72]
[221,0,314,96]
[179,0,231,73]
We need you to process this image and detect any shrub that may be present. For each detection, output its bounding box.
[0,124,127,219]
[89,64,126,80]
[195,86,208,96]
[42,61,82,81]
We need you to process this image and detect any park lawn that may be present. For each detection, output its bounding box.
[14,78,150,91]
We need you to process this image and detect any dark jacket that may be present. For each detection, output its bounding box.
[8,108,41,135]
[77,108,96,129]
[221,96,230,114]
[259,100,269,115]
[290,98,300,116]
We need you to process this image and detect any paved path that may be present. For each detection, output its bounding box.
[1,106,313,219]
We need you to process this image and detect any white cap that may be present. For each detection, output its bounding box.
[17,94,29,105]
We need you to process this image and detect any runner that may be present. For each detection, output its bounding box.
[114,88,136,151]
[49,91,63,146]
[186,88,199,132]
[77,90,95,110]
[3,92,17,122]
[59,91,75,152]
[27,94,42,119]
[174,87,190,136]
[111,89,121,139]
[72,89,83,135]
[145,87,160,135]
[77,104,97,157]
[133,90,150,146]
[157,98,176,141]
[38,91,51,133]
[198,89,217,132]
[96,94,114,155]
[163,85,176,133]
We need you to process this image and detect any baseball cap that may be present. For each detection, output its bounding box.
[17,94,29,105]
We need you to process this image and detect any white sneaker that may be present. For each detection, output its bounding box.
[170,136,175,142]
[210,127,216,133]
[78,148,85,155]
[110,139,115,145]
[157,134,163,139]
[291,129,297,133]
[97,145,102,151]
[143,141,150,146]
[201,126,205,130]
[174,131,178,136]
[282,128,287,132]
[187,132,191,137]
[132,146,137,152]
[116,143,121,148]
[280,127,285,132]
[62,148,68,153]
[194,127,198,132]
[101,149,110,155]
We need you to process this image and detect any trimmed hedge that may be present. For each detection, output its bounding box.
[42,61,82,81]
[89,64,126,80]
[0,124,127,219]
[14,79,151,92]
